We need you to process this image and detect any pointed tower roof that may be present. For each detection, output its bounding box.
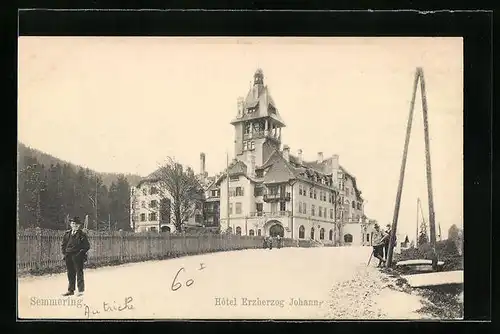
[230,69,286,126]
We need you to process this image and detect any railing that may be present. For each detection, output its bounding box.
[17,228,310,274]
[263,192,291,202]
[249,211,291,218]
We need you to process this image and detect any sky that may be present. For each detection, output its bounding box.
[18,37,463,241]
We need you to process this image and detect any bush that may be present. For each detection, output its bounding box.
[395,239,462,271]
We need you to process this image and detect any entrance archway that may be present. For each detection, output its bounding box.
[344,233,353,243]
[161,226,171,233]
[265,220,284,237]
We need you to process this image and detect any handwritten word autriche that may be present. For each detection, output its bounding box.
[171,263,206,292]
[83,297,134,318]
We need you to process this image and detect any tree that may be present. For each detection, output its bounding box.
[448,224,460,241]
[109,175,131,231]
[155,157,204,232]
[418,219,429,246]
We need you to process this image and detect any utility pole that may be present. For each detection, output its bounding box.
[386,67,438,270]
[419,67,438,270]
[416,198,420,247]
[95,175,98,230]
[386,69,419,268]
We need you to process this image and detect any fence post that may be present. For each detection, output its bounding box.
[119,231,124,262]
[36,228,42,270]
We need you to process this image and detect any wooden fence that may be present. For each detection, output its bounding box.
[17,228,313,274]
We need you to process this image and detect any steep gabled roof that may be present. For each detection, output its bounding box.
[263,156,296,184]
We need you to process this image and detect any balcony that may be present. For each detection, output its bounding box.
[249,211,291,218]
[263,192,291,202]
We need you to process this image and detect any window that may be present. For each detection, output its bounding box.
[142,188,147,195]
[311,205,315,216]
[249,141,255,150]
[245,124,251,134]
[150,227,157,232]
[235,202,242,214]
[299,185,302,196]
[256,203,263,213]
[256,170,264,178]
[314,189,317,199]
[195,214,202,223]
[298,202,302,214]
[319,191,323,201]
[329,229,333,241]
[357,202,361,210]
[149,200,157,208]
[243,141,248,150]
[352,201,356,209]
[344,234,353,243]
[140,213,146,222]
[280,202,286,212]
[310,188,313,198]
[149,212,157,221]
[324,208,327,218]
[150,186,158,195]
[249,230,255,236]
[141,201,146,208]
[367,234,370,242]
[257,229,261,236]
[235,187,244,196]
[330,209,334,219]
[299,225,305,239]
[236,227,242,235]
[254,187,263,196]
[310,227,315,240]
[229,203,233,215]
[320,228,325,240]
[303,203,307,214]
[318,206,322,217]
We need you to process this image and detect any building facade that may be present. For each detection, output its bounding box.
[130,162,206,233]
[213,69,376,245]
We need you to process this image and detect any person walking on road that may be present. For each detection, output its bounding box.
[61,216,90,296]
[372,224,388,267]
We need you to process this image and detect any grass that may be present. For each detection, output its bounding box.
[386,239,463,319]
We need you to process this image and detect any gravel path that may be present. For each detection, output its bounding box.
[18,246,435,320]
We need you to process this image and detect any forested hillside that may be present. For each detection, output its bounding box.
[17,142,143,230]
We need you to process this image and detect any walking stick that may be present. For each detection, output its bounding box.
[367,250,374,266]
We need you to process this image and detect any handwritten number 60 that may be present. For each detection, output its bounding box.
[171,268,194,291]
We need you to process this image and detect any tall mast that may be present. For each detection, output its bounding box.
[419,67,438,270]
[386,69,419,267]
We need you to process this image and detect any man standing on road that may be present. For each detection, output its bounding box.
[61,216,90,296]
[372,224,388,267]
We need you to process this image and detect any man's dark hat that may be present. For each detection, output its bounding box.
[70,216,82,224]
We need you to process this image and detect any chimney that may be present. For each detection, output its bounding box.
[317,152,324,163]
[331,154,339,169]
[200,153,206,176]
[283,145,290,162]
[237,97,244,117]
[297,149,303,164]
